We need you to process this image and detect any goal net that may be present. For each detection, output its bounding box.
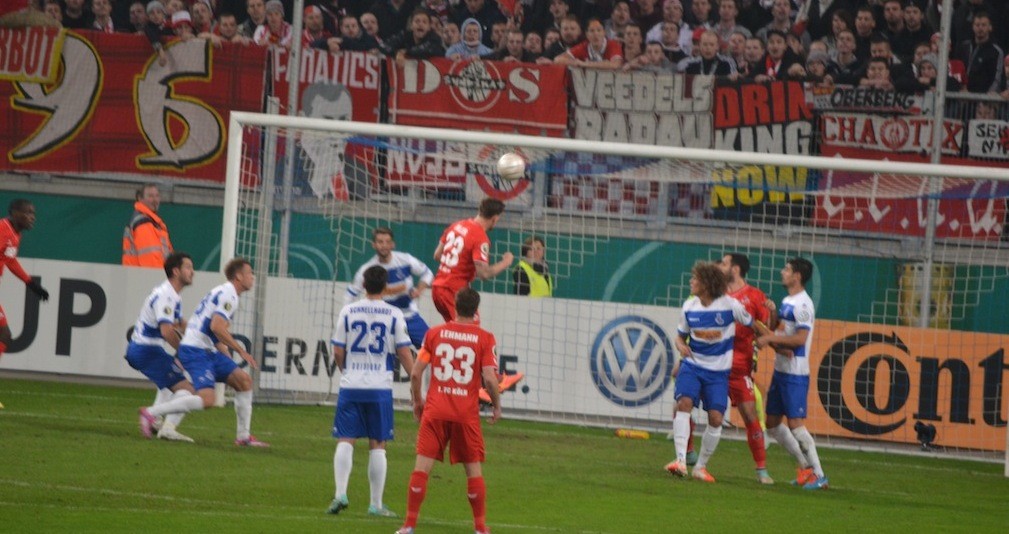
[224,111,1009,462]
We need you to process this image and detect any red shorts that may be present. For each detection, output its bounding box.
[728,372,757,405]
[0,304,7,328]
[416,416,485,464]
[431,286,456,323]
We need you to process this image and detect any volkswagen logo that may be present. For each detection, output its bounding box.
[590,316,674,407]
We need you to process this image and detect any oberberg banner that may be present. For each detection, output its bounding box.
[0,30,266,181]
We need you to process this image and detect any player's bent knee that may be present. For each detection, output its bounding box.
[227,369,252,391]
[707,411,724,428]
[197,389,217,408]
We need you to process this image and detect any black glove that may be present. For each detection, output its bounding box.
[27,280,49,301]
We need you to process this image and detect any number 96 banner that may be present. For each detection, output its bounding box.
[0,30,267,181]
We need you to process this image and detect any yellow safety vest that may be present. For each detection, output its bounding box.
[517,260,552,297]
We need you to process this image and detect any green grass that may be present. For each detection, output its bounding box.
[1,378,1007,533]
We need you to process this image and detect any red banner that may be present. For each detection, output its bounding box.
[388,58,568,135]
[0,31,266,181]
[269,48,381,123]
[0,26,62,83]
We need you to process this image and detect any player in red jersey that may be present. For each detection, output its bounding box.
[0,200,50,393]
[431,198,513,323]
[397,288,501,534]
[720,252,776,484]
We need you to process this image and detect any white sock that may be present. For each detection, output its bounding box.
[767,424,808,467]
[673,411,691,463]
[695,424,722,469]
[154,388,173,406]
[792,426,824,477]
[148,389,204,418]
[334,442,354,498]
[234,390,252,440]
[368,449,387,509]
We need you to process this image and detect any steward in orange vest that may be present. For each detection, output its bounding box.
[123,184,173,267]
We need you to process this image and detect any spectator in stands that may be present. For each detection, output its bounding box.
[424,0,450,24]
[956,11,1004,94]
[894,0,931,63]
[524,31,543,59]
[442,20,460,48]
[804,50,832,84]
[556,18,623,69]
[123,184,173,268]
[755,29,803,81]
[128,1,147,32]
[165,0,183,17]
[660,20,686,62]
[725,29,746,65]
[736,0,770,34]
[604,0,631,39]
[451,0,504,48]
[869,34,913,86]
[213,12,250,44]
[326,15,381,51]
[859,56,894,90]
[821,9,852,57]
[489,19,508,51]
[832,28,862,85]
[190,0,213,35]
[484,28,537,61]
[170,9,195,40]
[911,41,929,66]
[686,0,714,28]
[302,5,332,47]
[141,1,171,64]
[254,0,292,49]
[360,12,382,44]
[796,0,854,42]
[907,52,961,92]
[445,17,492,58]
[513,236,552,297]
[44,0,63,25]
[62,0,94,29]
[853,5,876,61]
[380,8,446,65]
[623,22,645,64]
[633,0,663,38]
[879,0,903,41]
[757,0,791,42]
[371,0,413,41]
[238,0,265,39]
[627,40,676,71]
[714,0,750,46]
[91,0,114,32]
[543,0,570,35]
[647,0,690,55]
[539,13,581,61]
[543,26,560,52]
[679,29,735,75]
[739,35,764,79]
[952,0,999,49]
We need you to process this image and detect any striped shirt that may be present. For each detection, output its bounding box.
[677,295,753,371]
[131,280,182,348]
[345,252,433,319]
[774,290,815,376]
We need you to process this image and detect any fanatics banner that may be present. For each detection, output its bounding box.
[388,57,568,136]
[0,30,266,181]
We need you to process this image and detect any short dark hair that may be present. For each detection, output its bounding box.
[163,252,192,279]
[787,257,813,286]
[692,261,727,299]
[869,34,890,46]
[373,227,394,241]
[455,288,480,318]
[363,265,388,295]
[136,183,158,201]
[521,236,544,256]
[478,198,505,218]
[8,198,32,216]
[225,257,251,280]
[726,253,750,278]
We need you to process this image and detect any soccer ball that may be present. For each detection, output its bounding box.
[497,152,526,181]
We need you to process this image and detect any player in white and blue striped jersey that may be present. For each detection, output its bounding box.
[345,227,433,348]
[128,252,202,442]
[756,257,828,490]
[329,265,415,518]
[665,261,752,483]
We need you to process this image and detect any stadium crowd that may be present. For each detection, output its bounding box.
[5,0,1009,97]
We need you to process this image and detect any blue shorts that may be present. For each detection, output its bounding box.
[674,361,730,414]
[406,314,429,349]
[125,343,187,390]
[766,371,810,419]
[332,389,394,442]
[176,345,240,391]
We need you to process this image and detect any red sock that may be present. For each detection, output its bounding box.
[0,340,7,358]
[746,420,767,469]
[403,471,428,528]
[686,418,696,453]
[467,476,487,532]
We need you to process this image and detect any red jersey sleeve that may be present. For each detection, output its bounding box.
[568,41,589,61]
[471,230,490,266]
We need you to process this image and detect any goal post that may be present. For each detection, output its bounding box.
[224,110,1009,464]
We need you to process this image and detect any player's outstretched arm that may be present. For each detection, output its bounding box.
[8,259,48,301]
[481,366,502,424]
[474,252,515,280]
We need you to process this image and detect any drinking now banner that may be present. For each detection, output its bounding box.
[0,29,266,181]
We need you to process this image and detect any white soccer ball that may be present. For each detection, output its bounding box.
[497,152,526,181]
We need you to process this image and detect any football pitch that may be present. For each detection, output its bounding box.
[1,378,1006,533]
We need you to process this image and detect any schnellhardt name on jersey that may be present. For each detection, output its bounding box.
[439,330,479,343]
